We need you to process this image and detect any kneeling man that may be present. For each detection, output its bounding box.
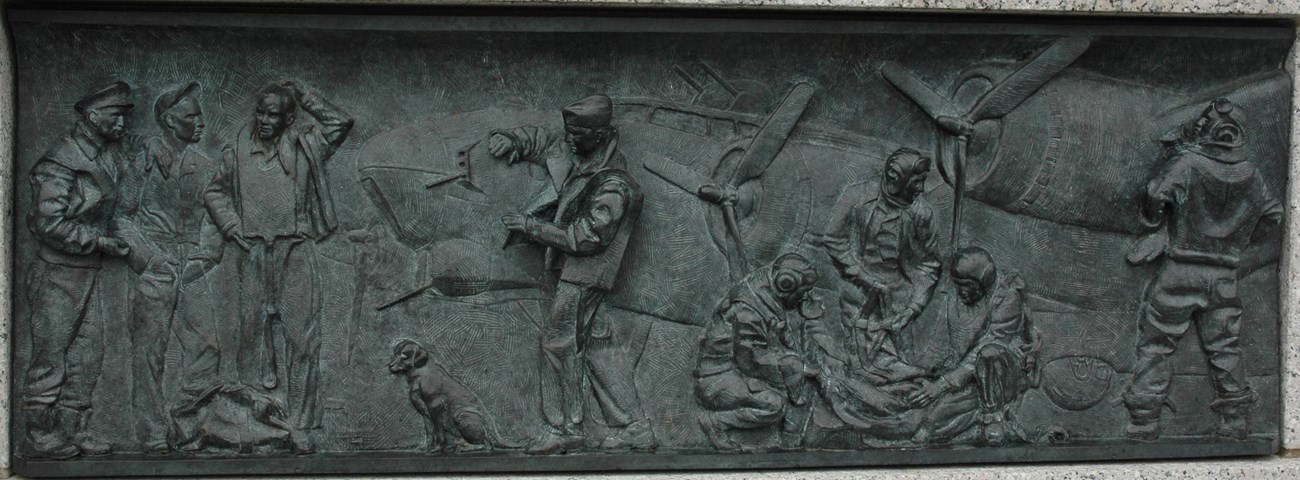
[907,246,1037,446]
[694,253,825,450]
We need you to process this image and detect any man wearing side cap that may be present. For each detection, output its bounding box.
[488,94,650,454]
[23,81,136,458]
[204,80,353,454]
[116,82,225,454]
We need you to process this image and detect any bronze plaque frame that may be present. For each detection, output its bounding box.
[5,6,1292,477]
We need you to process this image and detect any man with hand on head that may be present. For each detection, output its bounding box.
[205,79,353,454]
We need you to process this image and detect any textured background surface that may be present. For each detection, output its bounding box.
[3,1,1300,479]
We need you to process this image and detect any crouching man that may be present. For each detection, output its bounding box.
[907,246,1037,446]
[693,253,826,450]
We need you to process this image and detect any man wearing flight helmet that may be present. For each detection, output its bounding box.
[1123,98,1283,441]
[819,147,941,384]
[694,253,826,450]
[907,246,1037,447]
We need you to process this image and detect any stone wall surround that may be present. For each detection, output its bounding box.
[1,0,1298,478]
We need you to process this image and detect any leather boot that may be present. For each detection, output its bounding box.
[525,428,584,455]
[1216,405,1249,440]
[981,411,1006,447]
[1212,392,1254,441]
[778,430,803,451]
[599,418,657,451]
[59,407,112,456]
[1122,392,1162,442]
[698,413,738,450]
[290,429,316,455]
[25,406,79,459]
[1124,418,1159,442]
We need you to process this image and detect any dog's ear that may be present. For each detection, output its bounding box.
[412,346,429,368]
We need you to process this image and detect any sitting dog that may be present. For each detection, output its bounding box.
[387,339,520,453]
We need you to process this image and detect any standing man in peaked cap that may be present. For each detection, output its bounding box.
[118,82,226,454]
[489,94,652,454]
[23,81,136,459]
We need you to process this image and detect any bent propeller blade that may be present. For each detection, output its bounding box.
[968,36,1091,121]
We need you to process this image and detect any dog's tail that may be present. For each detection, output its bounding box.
[462,392,526,449]
[481,408,525,449]
[446,375,525,450]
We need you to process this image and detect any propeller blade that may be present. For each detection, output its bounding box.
[721,204,749,280]
[643,154,715,198]
[880,61,960,121]
[934,132,963,188]
[645,154,750,278]
[950,139,967,250]
[967,36,1091,121]
[728,82,816,187]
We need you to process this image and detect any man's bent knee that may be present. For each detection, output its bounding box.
[751,390,786,419]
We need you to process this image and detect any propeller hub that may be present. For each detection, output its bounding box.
[937,115,975,137]
[698,184,738,206]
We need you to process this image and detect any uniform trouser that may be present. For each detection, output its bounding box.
[238,238,321,430]
[694,370,785,430]
[1125,260,1252,418]
[974,343,1025,415]
[130,255,222,444]
[539,281,649,433]
[921,345,1025,441]
[24,260,105,412]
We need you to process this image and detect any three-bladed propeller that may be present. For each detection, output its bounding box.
[880,36,1091,249]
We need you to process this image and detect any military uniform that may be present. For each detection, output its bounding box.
[495,95,648,452]
[1123,137,1282,439]
[118,83,226,450]
[820,179,940,383]
[919,271,1033,444]
[204,87,352,433]
[24,82,135,458]
[694,268,814,448]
